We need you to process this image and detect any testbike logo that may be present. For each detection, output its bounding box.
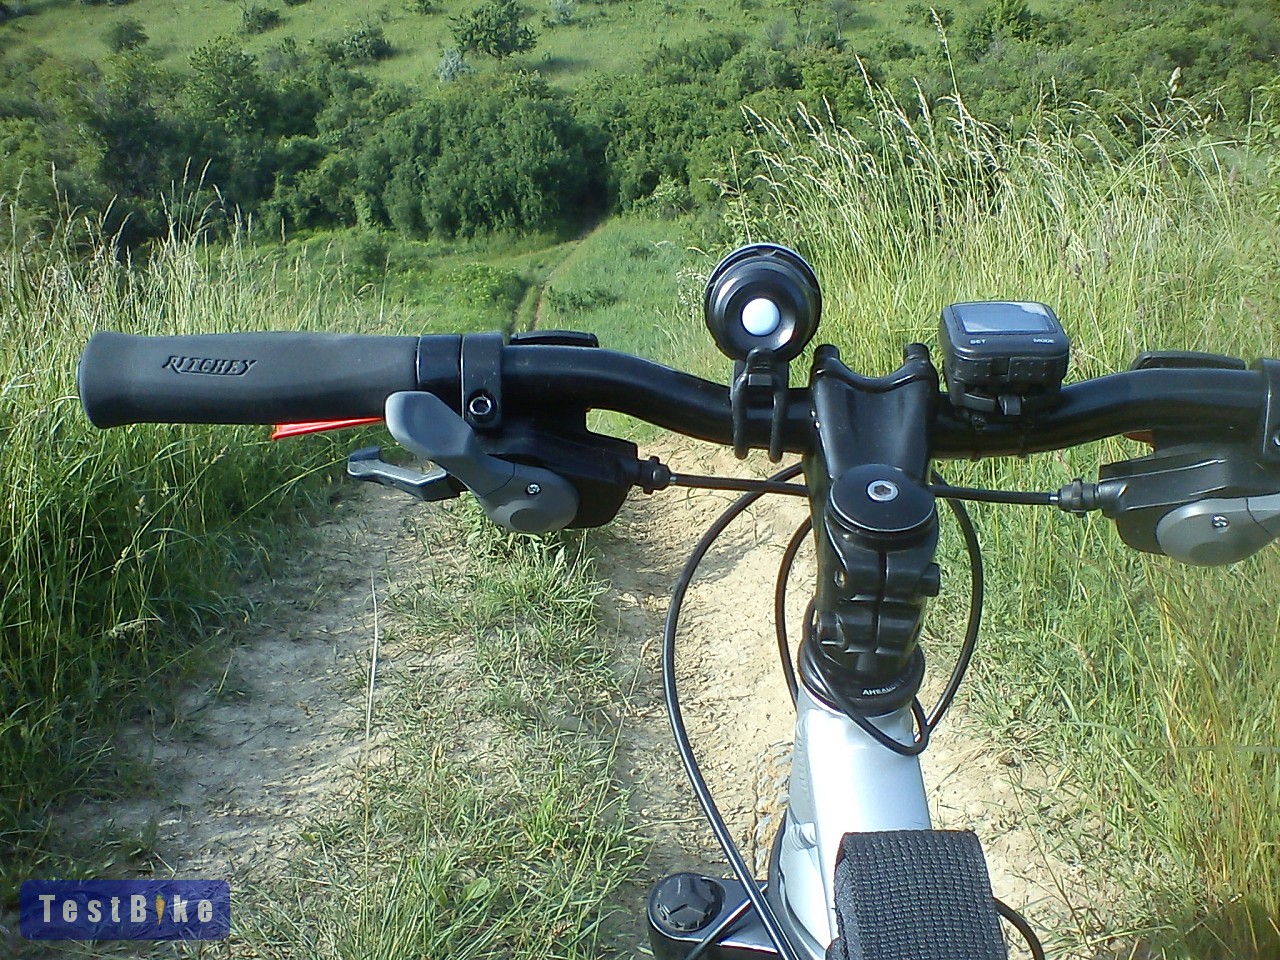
[19,880,230,941]
[163,356,258,376]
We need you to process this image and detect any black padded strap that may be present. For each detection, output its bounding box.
[827,830,1008,960]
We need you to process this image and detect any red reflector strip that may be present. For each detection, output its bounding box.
[271,418,383,440]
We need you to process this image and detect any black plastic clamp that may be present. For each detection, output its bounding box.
[1252,358,1280,464]
[461,332,505,432]
[730,348,789,462]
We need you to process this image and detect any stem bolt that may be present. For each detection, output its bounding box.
[526,483,541,496]
[867,479,900,502]
[1211,515,1230,530]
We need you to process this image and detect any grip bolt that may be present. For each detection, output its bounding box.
[467,392,495,421]
[526,483,541,496]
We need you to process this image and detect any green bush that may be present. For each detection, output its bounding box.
[451,0,538,60]
[319,24,393,63]
[358,78,598,236]
[106,17,148,51]
[901,2,953,28]
[440,262,524,305]
[545,0,574,27]
[240,4,283,34]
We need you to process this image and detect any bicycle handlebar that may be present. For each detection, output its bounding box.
[79,331,1272,461]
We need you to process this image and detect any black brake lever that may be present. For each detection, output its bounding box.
[346,447,461,502]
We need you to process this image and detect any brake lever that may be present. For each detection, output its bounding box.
[346,446,461,502]
[384,391,579,533]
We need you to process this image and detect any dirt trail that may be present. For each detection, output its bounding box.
[511,219,607,333]
[40,444,1109,958]
[45,487,422,912]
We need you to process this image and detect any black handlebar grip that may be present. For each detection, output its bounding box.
[78,331,422,427]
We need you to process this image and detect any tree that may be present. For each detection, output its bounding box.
[357,79,595,236]
[829,0,855,34]
[451,0,537,60]
[240,4,283,34]
[185,40,273,137]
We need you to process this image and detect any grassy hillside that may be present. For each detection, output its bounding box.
[3,0,1280,954]
[0,202,696,903]
[3,0,1275,252]
[1,0,971,86]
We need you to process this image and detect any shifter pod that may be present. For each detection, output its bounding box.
[704,243,821,362]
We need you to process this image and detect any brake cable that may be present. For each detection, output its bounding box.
[930,483,1058,506]
[773,523,811,705]
[663,462,806,960]
[926,472,985,731]
[995,898,1047,960]
[668,473,809,497]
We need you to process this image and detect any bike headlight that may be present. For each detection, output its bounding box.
[704,244,821,363]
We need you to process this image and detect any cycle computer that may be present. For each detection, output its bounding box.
[939,300,1070,419]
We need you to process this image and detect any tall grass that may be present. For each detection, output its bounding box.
[746,87,1280,955]
[0,202,387,894]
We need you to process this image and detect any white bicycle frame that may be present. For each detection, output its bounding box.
[766,691,929,959]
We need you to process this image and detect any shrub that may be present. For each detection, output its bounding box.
[902,2,953,28]
[240,4,282,33]
[348,229,390,285]
[358,81,598,236]
[545,0,574,27]
[106,16,148,51]
[436,48,473,83]
[440,262,523,305]
[320,24,393,63]
[451,0,537,60]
